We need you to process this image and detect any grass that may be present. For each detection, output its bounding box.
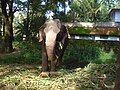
[0,41,42,64]
[0,63,115,90]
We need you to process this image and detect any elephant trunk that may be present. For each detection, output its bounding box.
[45,31,57,61]
[46,45,56,61]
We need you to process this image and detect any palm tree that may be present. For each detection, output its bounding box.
[70,0,115,22]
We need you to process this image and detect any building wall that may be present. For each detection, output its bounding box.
[115,10,120,22]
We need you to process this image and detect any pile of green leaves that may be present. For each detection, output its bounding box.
[0,63,115,90]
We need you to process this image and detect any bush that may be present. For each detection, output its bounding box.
[0,41,42,64]
[63,40,116,68]
[63,40,100,68]
[0,39,117,65]
[17,41,42,64]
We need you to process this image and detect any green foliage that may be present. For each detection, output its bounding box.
[63,40,116,68]
[70,0,114,22]
[15,41,42,64]
[68,27,92,34]
[98,49,116,63]
[68,27,120,35]
[13,0,46,42]
[0,41,42,64]
[115,0,120,8]
[54,11,72,22]
[63,40,100,68]
[0,53,22,63]
[14,13,46,41]
[0,40,117,65]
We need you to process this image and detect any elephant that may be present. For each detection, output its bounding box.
[38,19,70,76]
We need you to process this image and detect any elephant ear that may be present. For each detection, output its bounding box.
[38,31,43,42]
[60,25,71,44]
[54,19,61,29]
[38,24,46,42]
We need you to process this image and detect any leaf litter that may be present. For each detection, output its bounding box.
[0,63,115,90]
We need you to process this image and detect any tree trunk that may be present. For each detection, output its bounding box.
[1,0,13,52]
[4,18,13,52]
[3,22,5,36]
[26,0,30,37]
[0,17,2,36]
[114,42,120,90]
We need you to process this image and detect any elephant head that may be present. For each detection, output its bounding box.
[38,19,70,75]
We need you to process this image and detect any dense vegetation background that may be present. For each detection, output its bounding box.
[0,0,120,89]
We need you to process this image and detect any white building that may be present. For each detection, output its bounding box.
[109,9,120,22]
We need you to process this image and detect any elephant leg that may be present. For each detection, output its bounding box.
[42,41,48,72]
[42,53,48,72]
[51,60,56,72]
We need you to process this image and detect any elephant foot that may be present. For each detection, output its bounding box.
[49,71,62,75]
[40,72,49,77]
[40,71,62,77]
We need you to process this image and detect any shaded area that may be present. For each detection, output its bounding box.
[63,40,117,69]
[0,40,117,68]
[0,41,42,64]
